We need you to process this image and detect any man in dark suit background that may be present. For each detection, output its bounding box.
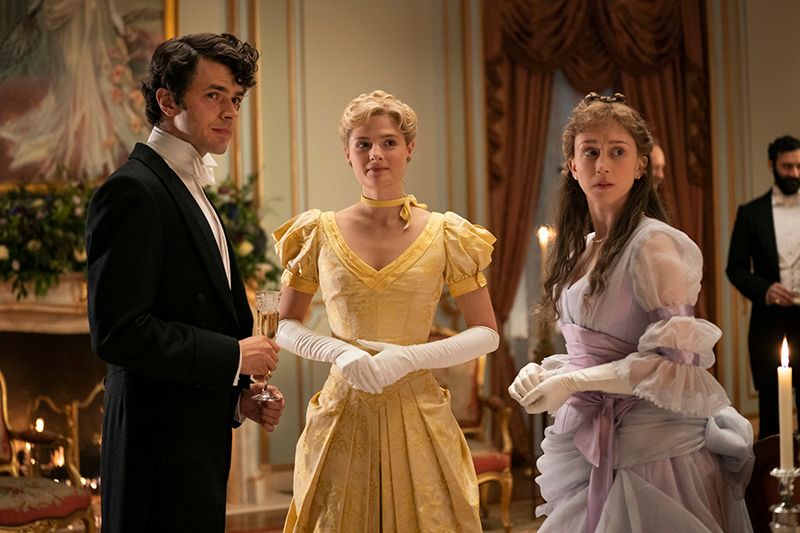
[86,33,284,531]
[727,135,800,440]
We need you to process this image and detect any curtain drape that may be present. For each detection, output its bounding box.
[483,0,713,456]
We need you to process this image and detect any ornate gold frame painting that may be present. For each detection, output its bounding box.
[0,0,177,187]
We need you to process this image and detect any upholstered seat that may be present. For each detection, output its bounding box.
[0,371,95,532]
[431,326,513,532]
[0,477,93,528]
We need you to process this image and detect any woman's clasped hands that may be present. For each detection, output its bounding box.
[508,363,576,414]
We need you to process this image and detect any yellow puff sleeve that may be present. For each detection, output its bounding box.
[271,209,322,294]
[443,211,496,297]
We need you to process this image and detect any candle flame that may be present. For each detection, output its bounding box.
[782,336,790,368]
[34,418,44,432]
[53,447,64,467]
[537,225,554,246]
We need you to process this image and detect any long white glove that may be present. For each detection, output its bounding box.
[276,319,385,394]
[360,326,500,387]
[517,362,633,414]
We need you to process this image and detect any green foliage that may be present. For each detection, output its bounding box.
[0,180,93,299]
[206,175,282,289]
[0,174,280,300]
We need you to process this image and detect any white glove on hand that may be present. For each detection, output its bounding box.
[361,326,500,387]
[333,349,386,394]
[519,361,633,414]
[508,362,547,403]
[276,319,385,394]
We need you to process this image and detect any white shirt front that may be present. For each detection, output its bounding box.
[771,185,800,303]
[146,127,242,384]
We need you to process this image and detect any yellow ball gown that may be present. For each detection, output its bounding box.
[273,209,495,533]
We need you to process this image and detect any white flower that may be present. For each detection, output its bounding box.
[254,262,274,279]
[73,248,87,263]
[0,245,8,260]
[237,240,254,257]
[26,240,42,252]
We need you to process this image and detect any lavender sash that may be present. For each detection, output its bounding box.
[561,324,639,533]
[563,304,700,532]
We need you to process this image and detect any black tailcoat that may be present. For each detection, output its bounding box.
[86,144,253,531]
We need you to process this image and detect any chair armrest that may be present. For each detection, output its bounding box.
[484,396,513,455]
[9,430,82,486]
[10,429,65,446]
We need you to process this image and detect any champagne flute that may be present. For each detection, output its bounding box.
[251,289,281,402]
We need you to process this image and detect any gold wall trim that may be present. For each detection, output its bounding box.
[248,0,264,207]
[288,0,300,216]
[227,0,242,186]
[443,1,455,212]
[164,0,178,39]
[462,0,477,221]
[708,0,726,401]
[287,0,304,430]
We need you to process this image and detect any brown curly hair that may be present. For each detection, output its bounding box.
[541,93,668,319]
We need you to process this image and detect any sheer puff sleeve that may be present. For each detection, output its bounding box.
[271,209,322,295]
[619,223,731,417]
[442,211,496,297]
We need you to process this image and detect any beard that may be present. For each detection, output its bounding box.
[774,169,800,195]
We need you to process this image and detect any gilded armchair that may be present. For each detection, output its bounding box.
[430,326,513,532]
[0,370,95,532]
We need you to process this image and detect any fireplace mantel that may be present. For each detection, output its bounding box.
[0,273,89,334]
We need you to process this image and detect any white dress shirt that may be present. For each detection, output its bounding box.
[772,185,800,304]
[146,127,243,384]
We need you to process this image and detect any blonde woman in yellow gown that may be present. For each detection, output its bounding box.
[274,90,500,532]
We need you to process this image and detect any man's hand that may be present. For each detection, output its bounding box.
[239,384,285,432]
[239,336,279,376]
[766,282,797,307]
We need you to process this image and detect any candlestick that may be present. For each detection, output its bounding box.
[533,225,555,363]
[779,337,794,471]
[770,467,800,531]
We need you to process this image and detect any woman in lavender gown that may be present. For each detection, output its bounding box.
[509,93,754,532]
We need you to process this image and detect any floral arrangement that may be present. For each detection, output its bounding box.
[0,179,93,299]
[0,175,280,300]
[205,175,281,289]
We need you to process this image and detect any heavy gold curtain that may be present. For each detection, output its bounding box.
[484,0,713,457]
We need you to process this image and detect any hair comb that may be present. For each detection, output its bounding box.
[583,92,628,105]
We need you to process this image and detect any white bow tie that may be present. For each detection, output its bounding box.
[192,156,217,187]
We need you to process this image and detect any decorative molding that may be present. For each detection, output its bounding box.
[0,274,89,334]
[249,0,264,207]
[164,0,178,39]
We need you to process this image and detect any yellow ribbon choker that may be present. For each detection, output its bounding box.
[360,194,428,230]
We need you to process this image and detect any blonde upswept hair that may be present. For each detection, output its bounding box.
[338,90,418,145]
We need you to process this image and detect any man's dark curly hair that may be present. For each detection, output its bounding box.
[140,33,259,127]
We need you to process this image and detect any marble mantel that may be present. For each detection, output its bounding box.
[0,273,89,334]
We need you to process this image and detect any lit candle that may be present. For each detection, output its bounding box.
[778,336,794,470]
[536,225,554,273]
